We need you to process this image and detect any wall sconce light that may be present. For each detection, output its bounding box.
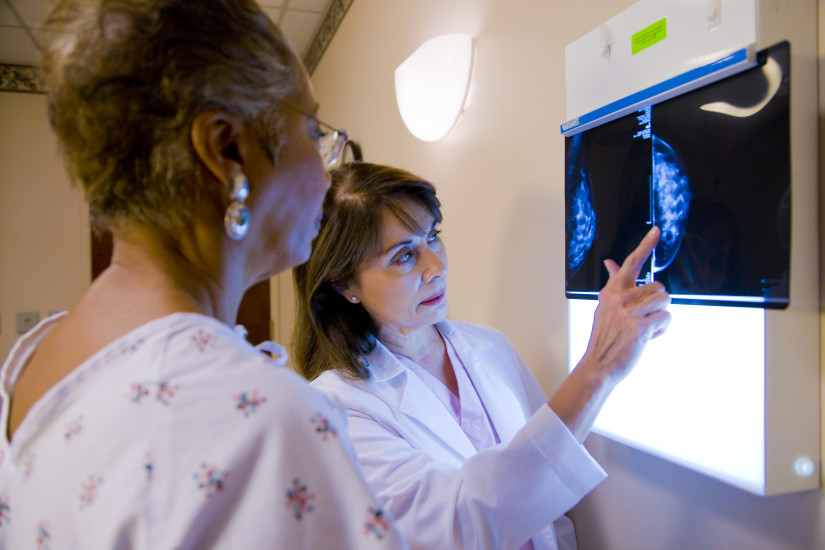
[394,33,474,142]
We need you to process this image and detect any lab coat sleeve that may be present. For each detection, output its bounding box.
[345,402,607,550]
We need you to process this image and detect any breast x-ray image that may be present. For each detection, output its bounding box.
[565,41,790,309]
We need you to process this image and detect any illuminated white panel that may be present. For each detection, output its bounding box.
[569,300,766,493]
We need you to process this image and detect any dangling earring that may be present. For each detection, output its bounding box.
[224,170,250,240]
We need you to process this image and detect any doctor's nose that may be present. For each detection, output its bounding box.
[422,248,447,282]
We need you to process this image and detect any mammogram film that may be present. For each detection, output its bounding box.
[564,41,790,309]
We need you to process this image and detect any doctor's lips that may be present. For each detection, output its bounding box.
[420,291,445,306]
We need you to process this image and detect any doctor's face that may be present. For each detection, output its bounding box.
[346,202,448,338]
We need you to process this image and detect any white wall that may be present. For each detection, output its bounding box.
[0,92,89,360]
[307,0,825,548]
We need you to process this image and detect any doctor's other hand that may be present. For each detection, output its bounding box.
[549,226,671,442]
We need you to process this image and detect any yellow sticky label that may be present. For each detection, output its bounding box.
[632,18,667,55]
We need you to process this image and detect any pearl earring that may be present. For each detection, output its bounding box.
[224,170,250,240]
[350,296,358,303]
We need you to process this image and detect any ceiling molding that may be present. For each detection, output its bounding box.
[303,0,354,75]
[0,0,353,94]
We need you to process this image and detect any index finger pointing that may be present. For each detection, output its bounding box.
[610,226,660,287]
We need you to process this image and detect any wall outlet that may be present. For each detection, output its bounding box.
[16,311,40,334]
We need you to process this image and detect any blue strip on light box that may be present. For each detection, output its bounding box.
[560,46,755,136]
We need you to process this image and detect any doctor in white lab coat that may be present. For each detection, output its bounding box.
[313,319,605,550]
[293,163,671,550]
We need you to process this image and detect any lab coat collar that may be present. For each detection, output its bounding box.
[365,324,476,459]
[365,320,493,383]
[365,320,528,458]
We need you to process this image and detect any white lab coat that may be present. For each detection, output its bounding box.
[313,320,607,550]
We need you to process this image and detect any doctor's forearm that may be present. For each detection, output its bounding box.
[547,355,617,443]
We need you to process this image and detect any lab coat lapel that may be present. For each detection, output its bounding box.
[441,322,530,444]
[371,343,477,460]
[399,379,478,459]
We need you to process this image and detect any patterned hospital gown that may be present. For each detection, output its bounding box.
[0,312,407,549]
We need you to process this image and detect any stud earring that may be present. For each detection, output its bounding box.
[350,296,359,303]
[224,170,250,240]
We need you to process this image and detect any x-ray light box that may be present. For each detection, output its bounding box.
[562,0,819,496]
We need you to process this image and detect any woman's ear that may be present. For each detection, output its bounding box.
[330,277,349,294]
[331,278,360,304]
[191,110,246,183]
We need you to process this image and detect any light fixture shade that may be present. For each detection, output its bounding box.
[394,34,474,142]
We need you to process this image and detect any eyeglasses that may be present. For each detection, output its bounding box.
[290,106,349,169]
[315,118,349,170]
